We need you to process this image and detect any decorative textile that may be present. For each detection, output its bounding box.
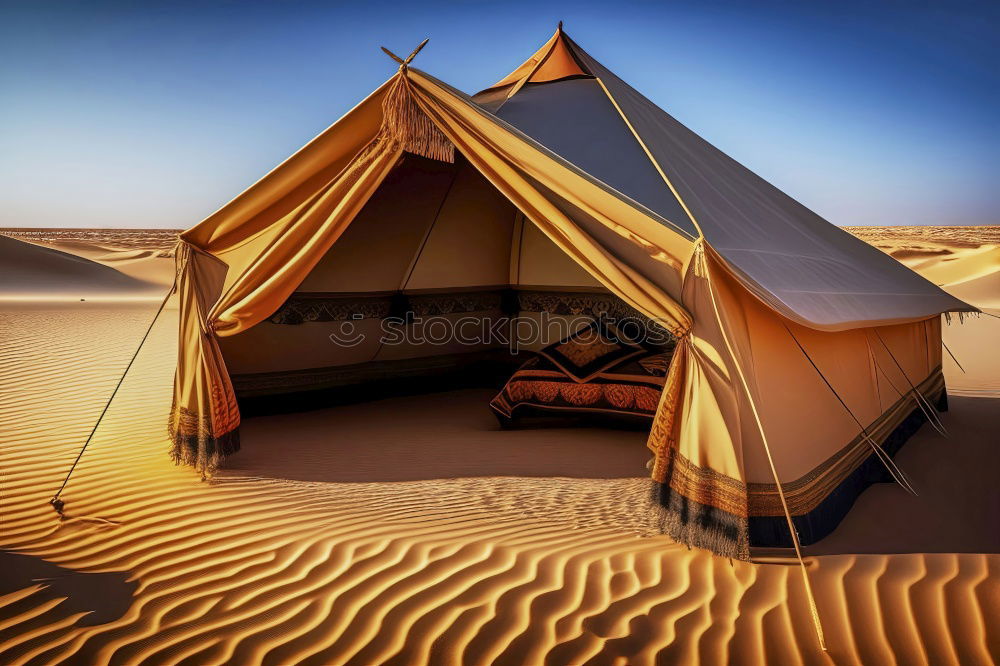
[377,75,455,163]
[407,290,504,316]
[490,349,669,420]
[517,289,620,316]
[536,320,646,382]
[265,289,678,346]
[268,292,393,324]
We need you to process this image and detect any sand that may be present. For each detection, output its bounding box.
[845,226,1000,310]
[0,228,178,294]
[0,227,997,664]
[0,235,158,298]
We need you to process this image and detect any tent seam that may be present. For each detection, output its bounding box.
[593,76,706,240]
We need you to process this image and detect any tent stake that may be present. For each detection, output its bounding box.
[49,282,175,518]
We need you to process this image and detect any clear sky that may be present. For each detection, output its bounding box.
[1,0,996,228]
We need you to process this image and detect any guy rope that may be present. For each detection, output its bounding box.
[49,277,177,518]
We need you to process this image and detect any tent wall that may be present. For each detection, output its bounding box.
[652,246,946,555]
[515,222,602,288]
[297,156,460,292]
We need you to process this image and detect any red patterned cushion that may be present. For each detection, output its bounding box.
[489,349,672,421]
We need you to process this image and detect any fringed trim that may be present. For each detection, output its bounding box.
[944,311,980,325]
[168,403,241,475]
[375,75,454,163]
[651,481,751,561]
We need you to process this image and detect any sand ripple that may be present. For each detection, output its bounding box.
[1,303,998,665]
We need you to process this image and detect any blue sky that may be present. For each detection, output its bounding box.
[1,0,997,228]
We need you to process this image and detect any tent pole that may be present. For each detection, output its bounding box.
[49,281,176,518]
[698,242,827,651]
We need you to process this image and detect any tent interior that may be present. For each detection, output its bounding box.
[218,152,674,454]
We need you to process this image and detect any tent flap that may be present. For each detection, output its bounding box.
[169,242,241,472]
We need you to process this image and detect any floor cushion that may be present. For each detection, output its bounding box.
[490,334,674,423]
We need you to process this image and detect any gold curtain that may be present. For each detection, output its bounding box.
[168,243,241,472]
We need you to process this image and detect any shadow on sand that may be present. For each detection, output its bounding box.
[226,388,999,556]
[0,550,136,630]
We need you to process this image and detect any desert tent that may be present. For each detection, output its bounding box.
[167,27,974,565]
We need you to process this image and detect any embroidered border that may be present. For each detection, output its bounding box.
[747,368,945,516]
[267,288,676,341]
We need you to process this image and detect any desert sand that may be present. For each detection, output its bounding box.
[0,235,157,298]
[0,226,997,664]
[0,228,178,294]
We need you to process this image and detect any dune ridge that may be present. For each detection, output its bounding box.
[1,301,997,664]
[0,236,157,298]
[844,225,1000,309]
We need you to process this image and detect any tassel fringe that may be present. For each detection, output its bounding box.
[378,75,454,163]
[168,402,240,475]
[650,481,751,561]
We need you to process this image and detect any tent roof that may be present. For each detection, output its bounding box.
[472,28,974,331]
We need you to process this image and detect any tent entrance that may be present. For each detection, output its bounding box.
[217,153,675,420]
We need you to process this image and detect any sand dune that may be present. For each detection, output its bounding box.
[1,228,998,664]
[845,226,1000,397]
[1,229,179,292]
[845,225,1000,309]
[0,235,159,298]
[30,241,177,290]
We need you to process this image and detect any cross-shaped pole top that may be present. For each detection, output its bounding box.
[381,38,430,72]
